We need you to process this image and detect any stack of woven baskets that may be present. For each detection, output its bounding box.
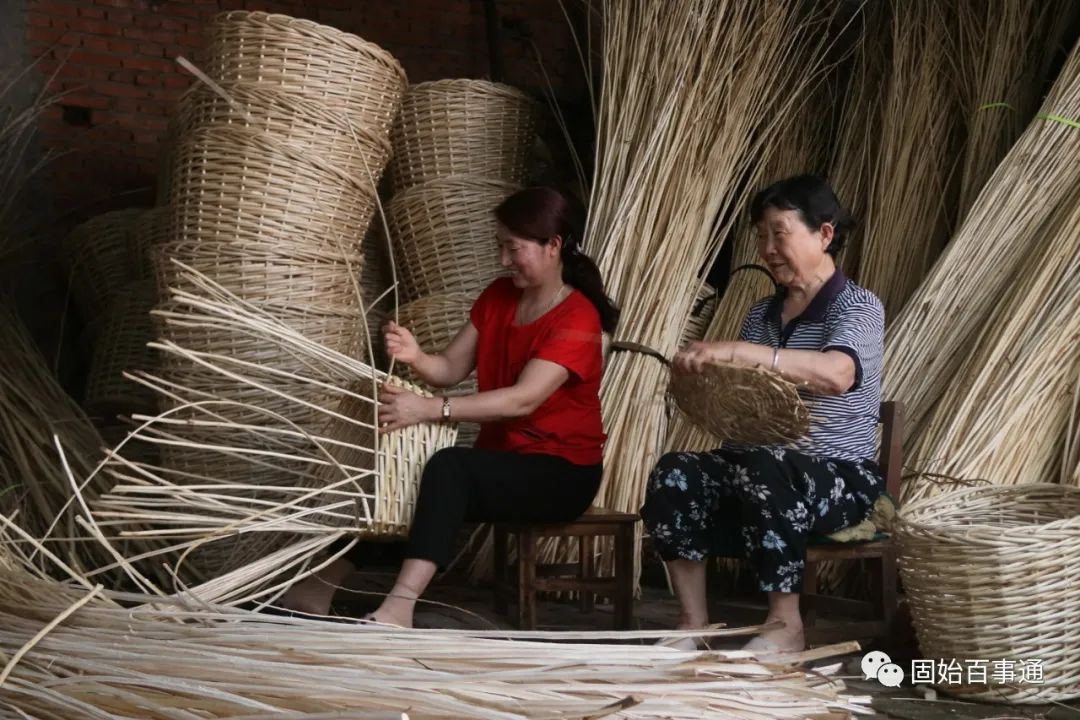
[384,79,538,445]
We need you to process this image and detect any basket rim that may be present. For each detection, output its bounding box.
[896,482,1080,535]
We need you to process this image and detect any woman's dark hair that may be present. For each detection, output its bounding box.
[494,186,620,333]
[749,174,854,258]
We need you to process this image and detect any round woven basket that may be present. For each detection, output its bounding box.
[394,291,474,363]
[174,80,393,182]
[668,361,810,446]
[129,206,171,282]
[153,240,366,319]
[84,282,158,417]
[169,125,377,255]
[895,484,1080,704]
[385,176,515,302]
[389,79,538,191]
[63,208,146,321]
[205,11,407,136]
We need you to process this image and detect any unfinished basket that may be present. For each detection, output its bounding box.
[389,79,538,191]
[895,484,1080,703]
[669,361,810,447]
[169,125,378,255]
[84,282,158,417]
[63,208,146,321]
[175,80,393,182]
[205,11,407,136]
[386,176,515,302]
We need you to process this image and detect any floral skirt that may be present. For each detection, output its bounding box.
[640,446,881,593]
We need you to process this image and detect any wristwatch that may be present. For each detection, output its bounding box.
[441,397,451,421]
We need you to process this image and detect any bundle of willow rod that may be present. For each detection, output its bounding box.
[568,0,841,583]
[902,188,1080,503]
[953,0,1078,222]
[665,83,831,455]
[0,303,111,575]
[826,0,889,279]
[0,546,871,720]
[883,39,1080,444]
[1064,365,1080,487]
[854,0,960,320]
[87,265,455,601]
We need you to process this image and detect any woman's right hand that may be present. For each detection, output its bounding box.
[384,321,422,365]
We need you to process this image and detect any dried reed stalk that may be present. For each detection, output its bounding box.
[953,0,1078,222]
[569,0,843,585]
[0,543,871,720]
[903,188,1080,502]
[854,0,960,320]
[883,39,1080,444]
[1064,364,1080,487]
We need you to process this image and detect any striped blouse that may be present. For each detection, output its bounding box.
[739,270,885,463]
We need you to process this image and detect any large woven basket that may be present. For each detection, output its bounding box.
[169,125,377,255]
[84,282,158,417]
[895,484,1080,704]
[153,241,366,318]
[63,208,146,320]
[204,11,407,136]
[669,361,810,446]
[129,206,171,282]
[386,176,515,302]
[389,79,538,191]
[175,80,392,183]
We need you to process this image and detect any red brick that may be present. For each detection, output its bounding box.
[134,72,159,86]
[67,49,123,67]
[159,18,187,31]
[26,13,53,27]
[80,36,112,52]
[176,32,203,48]
[123,55,172,72]
[121,26,175,42]
[63,17,113,34]
[36,1,81,17]
[162,73,191,89]
[106,10,133,24]
[106,38,135,53]
[26,27,66,44]
[107,68,135,82]
[138,42,167,57]
[77,6,106,18]
[97,82,150,98]
[169,5,201,19]
[94,0,131,7]
[57,92,111,110]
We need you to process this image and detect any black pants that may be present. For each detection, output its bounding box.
[391,447,602,567]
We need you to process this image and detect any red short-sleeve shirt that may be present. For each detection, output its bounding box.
[469,277,605,465]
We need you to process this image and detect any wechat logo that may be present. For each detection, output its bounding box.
[862,651,905,687]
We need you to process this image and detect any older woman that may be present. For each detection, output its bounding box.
[642,174,885,653]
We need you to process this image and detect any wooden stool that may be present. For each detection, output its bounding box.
[802,400,904,644]
[492,506,639,630]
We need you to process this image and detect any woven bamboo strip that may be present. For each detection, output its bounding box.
[855,0,960,320]
[883,39,1080,444]
[389,79,539,192]
[83,281,158,418]
[903,188,1080,503]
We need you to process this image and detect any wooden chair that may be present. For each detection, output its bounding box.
[491,506,639,630]
[801,400,904,644]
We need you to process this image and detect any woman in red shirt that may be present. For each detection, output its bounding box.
[282,187,619,626]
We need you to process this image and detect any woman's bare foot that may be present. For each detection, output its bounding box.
[657,612,709,651]
[279,557,354,616]
[743,617,805,653]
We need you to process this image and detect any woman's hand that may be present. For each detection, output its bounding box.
[384,321,421,365]
[377,383,438,432]
[672,341,756,373]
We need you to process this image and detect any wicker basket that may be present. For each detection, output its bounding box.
[175,80,393,182]
[84,282,158,417]
[895,484,1080,704]
[386,176,515,302]
[63,208,146,320]
[169,125,378,255]
[153,240,367,319]
[389,79,538,191]
[668,361,810,446]
[204,11,407,136]
[129,206,171,282]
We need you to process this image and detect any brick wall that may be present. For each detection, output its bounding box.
[22,0,589,217]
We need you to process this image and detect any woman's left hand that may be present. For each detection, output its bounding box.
[378,384,437,432]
